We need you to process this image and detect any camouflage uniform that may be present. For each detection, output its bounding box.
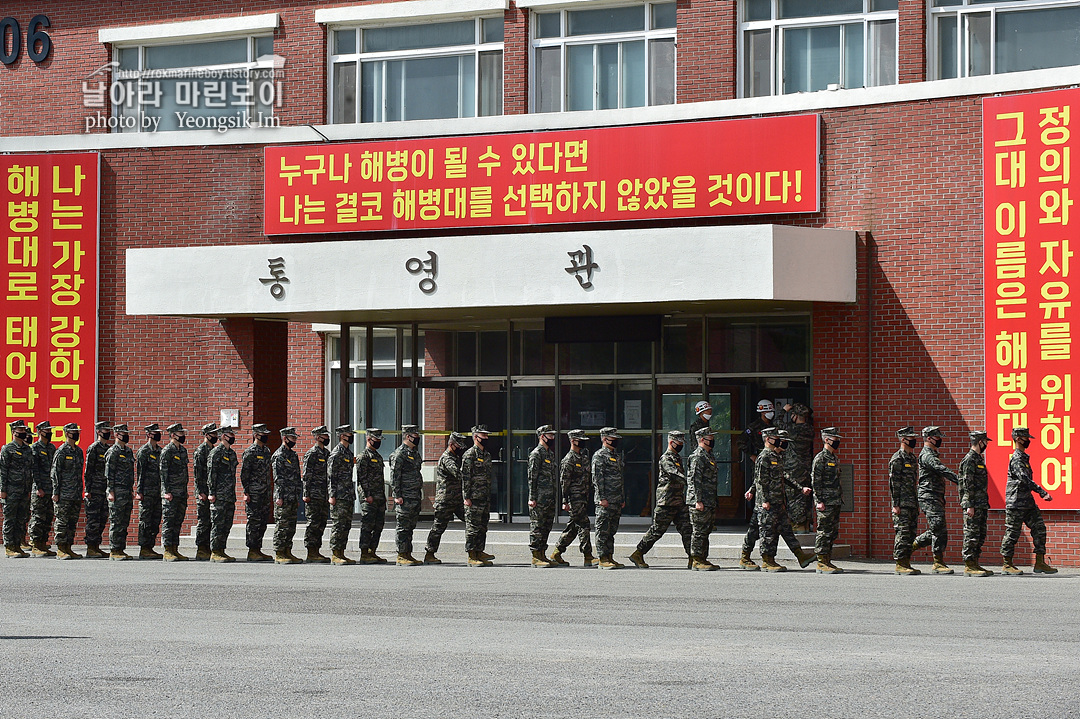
[736,418,770,461]
[592,443,624,558]
[686,443,718,559]
[207,440,238,552]
[240,441,273,551]
[556,446,593,556]
[461,443,494,553]
[192,432,216,551]
[390,441,424,555]
[28,431,56,547]
[636,447,691,556]
[528,442,558,553]
[889,448,919,561]
[811,447,843,556]
[0,437,34,549]
[135,441,162,549]
[82,435,111,547]
[51,441,84,546]
[302,440,331,550]
[355,442,386,552]
[754,446,805,558]
[426,445,465,554]
[1000,447,1051,557]
[327,441,355,552]
[782,421,814,529]
[159,439,189,548]
[272,441,302,552]
[104,442,136,551]
[913,445,958,556]
[958,447,990,562]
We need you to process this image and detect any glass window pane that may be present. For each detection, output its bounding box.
[363,20,475,52]
[567,44,595,111]
[360,60,383,122]
[649,38,675,105]
[461,55,476,118]
[386,59,404,121]
[535,46,562,112]
[744,29,772,97]
[652,2,677,29]
[842,22,864,89]
[479,331,508,376]
[783,25,841,93]
[145,38,247,69]
[334,29,356,55]
[744,0,772,22]
[620,41,645,108]
[457,332,477,375]
[757,324,809,372]
[598,43,619,110]
[560,342,615,374]
[966,12,991,77]
[118,47,139,71]
[868,19,896,86]
[479,51,503,116]
[616,341,651,373]
[996,7,1080,74]
[403,55,467,121]
[568,6,645,36]
[536,12,561,38]
[482,16,505,43]
[780,0,863,20]
[937,15,958,79]
[870,0,898,11]
[933,0,962,6]
[333,61,357,123]
[661,318,702,374]
[255,36,274,59]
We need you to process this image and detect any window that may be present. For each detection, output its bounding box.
[330,17,504,123]
[112,35,276,132]
[532,2,676,113]
[932,0,1080,79]
[741,0,897,97]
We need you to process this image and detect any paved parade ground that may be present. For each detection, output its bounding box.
[1,550,1077,719]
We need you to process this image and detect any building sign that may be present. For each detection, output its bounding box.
[263,115,820,235]
[1,152,99,440]
[984,89,1075,509]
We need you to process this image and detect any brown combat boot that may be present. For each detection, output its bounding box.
[1001,555,1023,575]
[330,548,355,565]
[31,541,56,558]
[691,556,718,571]
[274,550,301,565]
[467,550,492,567]
[1033,553,1058,574]
[423,550,442,565]
[548,548,570,566]
[357,548,377,565]
[478,550,495,561]
[582,551,600,567]
[931,554,954,575]
[795,548,815,569]
[84,542,108,559]
[598,554,619,569]
[371,550,388,564]
[739,549,759,571]
[110,549,133,561]
[5,544,28,558]
[963,559,990,577]
[816,554,836,574]
[628,549,649,569]
[194,545,212,561]
[56,543,81,560]
[246,549,271,563]
[306,547,330,564]
[531,549,552,568]
[139,546,162,560]
[396,552,422,566]
[760,554,786,572]
[210,549,235,563]
[163,545,189,562]
[894,557,921,575]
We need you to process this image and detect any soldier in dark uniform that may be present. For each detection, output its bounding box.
[207,425,239,563]
[912,426,959,574]
[1000,427,1056,575]
[461,424,496,567]
[755,427,815,572]
[192,422,218,561]
[889,426,921,575]
[592,427,625,570]
[272,426,303,564]
[1,420,34,558]
[630,430,691,569]
[82,421,113,558]
[811,427,844,574]
[28,420,57,557]
[550,429,595,567]
[958,430,992,577]
[159,423,190,562]
[355,428,388,565]
[51,422,84,560]
[777,403,814,532]
[105,423,136,560]
[687,427,720,571]
[528,425,559,568]
[302,425,332,563]
[689,400,712,439]
[737,400,774,465]
[240,424,274,562]
[391,425,424,566]
[425,431,467,564]
[327,424,357,565]
[135,423,163,560]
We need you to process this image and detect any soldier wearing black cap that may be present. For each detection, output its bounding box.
[889,427,922,575]
[240,424,274,562]
[82,421,113,558]
[105,423,136,560]
[51,422,85,560]
[754,427,815,572]
[551,429,596,567]
[592,427,626,570]
[207,425,239,562]
[135,423,164,560]
[390,425,424,566]
[425,431,468,564]
[811,427,844,574]
[958,430,992,577]
[778,403,814,533]
[272,427,303,564]
[192,422,218,561]
[911,426,960,574]
[356,428,388,564]
[158,423,190,561]
[687,426,720,571]
[327,424,357,565]
[1,420,35,558]
[630,430,692,569]
[28,421,57,557]
[526,425,558,567]
[1000,427,1056,575]
[462,424,496,567]
[301,426,332,563]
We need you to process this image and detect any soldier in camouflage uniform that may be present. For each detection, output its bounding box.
[135,423,164,559]
[912,426,959,575]
[687,427,720,571]
[82,421,113,558]
[737,400,774,465]
[272,427,303,564]
[811,427,844,574]
[775,403,814,532]
[551,429,595,567]
[526,425,558,568]
[356,428,388,565]
[159,423,190,562]
[29,421,57,557]
[889,427,922,575]
[462,424,496,567]
[302,426,332,563]
[51,422,84,560]
[192,422,218,561]
[755,427,815,572]
[592,427,625,570]
[630,431,691,569]
[958,430,992,577]
[207,425,239,562]
[390,425,424,566]
[1,420,34,558]
[327,424,357,565]
[425,432,468,564]
[240,424,274,562]
[105,424,136,560]
[1000,427,1057,575]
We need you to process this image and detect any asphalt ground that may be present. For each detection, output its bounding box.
[1,552,1076,719]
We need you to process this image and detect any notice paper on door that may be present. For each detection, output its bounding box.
[624,400,642,429]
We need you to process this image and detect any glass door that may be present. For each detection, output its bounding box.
[509,381,557,519]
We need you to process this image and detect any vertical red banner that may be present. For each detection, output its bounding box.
[0,153,100,442]
[984,90,1075,509]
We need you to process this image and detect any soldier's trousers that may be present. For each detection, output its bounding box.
[556,500,593,555]
[138,495,162,548]
[328,501,353,552]
[273,500,298,551]
[758,506,802,558]
[245,494,270,550]
[689,506,714,558]
[914,497,948,555]
[529,504,556,552]
[464,503,490,552]
[2,491,31,547]
[209,501,235,552]
[29,490,54,545]
[108,498,133,551]
[594,504,622,557]
[304,497,329,548]
[962,508,988,561]
[426,500,465,553]
[83,492,108,545]
[194,497,211,549]
[892,507,918,561]
[786,474,812,528]
[1001,506,1047,557]
[53,499,81,546]
[359,499,385,550]
[638,504,691,556]
[815,504,842,556]
[162,496,187,548]
[395,498,421,554]
[740,509,760,556]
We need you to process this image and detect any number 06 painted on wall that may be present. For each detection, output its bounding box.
[0,15,52,65]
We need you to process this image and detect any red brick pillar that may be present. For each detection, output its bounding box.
[898,0,927,84]
[676,0,737,102]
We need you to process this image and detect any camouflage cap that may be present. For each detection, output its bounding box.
[217,425,236,434]
[471,424,490,436]
[144,423,161,433]
[820,427,843,439]
[201,422,218,435]
[310,425,329,437]
[896,426,919,439]
[366,428,383,439]
[401,424,420,437]
[536,424,555,436]
[251,423,270,435]
[566,429,589,441]
[334,424,353,436]
[35,420,52,433]
[969,430,990,443]
[166,423,186,435]
[9,420,27,431]
[63,422,81,432]
[1011,426,1031,441]
[667,430,686,443]
[922,426,942,439]
[279,426,298,438]
[695,426,715,440]
[449,431,468,446]
[112,423,130,433]
[761,427,790,441]
[600,427,622,439]
[94,421,112,432]
[790,403,811,417]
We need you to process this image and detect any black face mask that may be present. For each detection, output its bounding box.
[13,432,28,441]
[118,433,130,443]
[1019,438,1031,449]
[69,431,80,442]
[930,437,942,448]
[343,435,354,445]
[175,435,186,444]
[317,436,329,446]
[672,442,684,453]
[903,439,917,449]
[284,439,296,448]
[608,439,619,450]
[370,439,382,450]
[223,434,235,445]
[255,434,269,444]
[100,432,112,441]
[207,434,218,444]
[151,432,162,442]
[703,439,714,449]
[476,438,486,449]
[776,440,789,450]
[827,440,840,450]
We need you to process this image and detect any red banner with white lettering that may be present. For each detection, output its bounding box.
[263,115,820,235]
[1,153,99,442]
[984,90,1075,508]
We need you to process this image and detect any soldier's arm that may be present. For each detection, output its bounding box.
[104,448,116,494]
[559,456,572,496]
[527,450,541,504]
[301,449,316,497]
[926,453,959,485]
[591,454,607,501]
[388,452,402,499]
[272,450,285,502]
[239,449,253,493]
[50,449,63,497]
[810,455,825,504]
[460,453,475,499]
[888,457,903,506]
[956,456,972,507]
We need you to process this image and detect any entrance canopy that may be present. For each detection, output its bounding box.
[126,224,856,322]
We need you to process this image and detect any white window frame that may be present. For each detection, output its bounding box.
[739,1,898,97]
[529,1,677,113]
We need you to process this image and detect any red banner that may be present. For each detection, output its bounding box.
[984,90,1075,509]
[263,115,820,235]
[1,153,99,442]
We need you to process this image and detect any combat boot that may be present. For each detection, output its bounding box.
[894,557,921,575]
[396,552,422,566]
[582,551,600,567]
[531,550,552,568]
[31,541,56,558]
[628,549,649,569]
[56,543,81,560]
[1001,555,1023,575]
[598,554,620,569]
[1033,553,1058,574]
[330,548,355,565]
[467,550,492,567]
[963,559,990,577]
[194,545,212,561]
[20,540,32,553]
[423,550,442,565]
[973,555,994,575]
[5,544,28,558]
[739,549,759,571]
[84,542,108,559]
[931,554,954,575]
[210,549,235,563]
[691,556,718,571]
[549,548,570,566]
[478,550,495,561]
[306,547,331,564]
[275,550,301,565]
[370,550,388,564]
[110,549,133,561]
[794,548,815,569]
[163,546,189,562]
[760,554,786,572]
[245,549,270,563]
[358,548,378,565]
[816,554,832,574]
[139,546,162,560]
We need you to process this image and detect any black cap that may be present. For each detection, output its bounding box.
[201,422,218,435]
[1011,427,1031,441]
[969,430,990,443]
[896,426,919,439]
[922,426,942,439]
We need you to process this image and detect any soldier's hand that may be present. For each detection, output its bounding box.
[600,499,609,508]
[464,498,472,507]
[303,496,310,503]
[208,495,216,503]
[816,502,825,511]
[108,492,115,502]
[135,493,142,501]
[199,493,207,501]
[528,500,536,508]
[695,501,704,511]
[83,492,90,499]
[329,497,336,506]
[165,492,173,501]
[1045,494,1053,502]
[966,507,974,517]
[365,496,374,504]
[276,498,283,507]
[801,487,812,495]
[394,497,403,505]
[243,493,249,502]
[51,495,58,502]
[621,502,625,508]
[36,489,44,498]
[0,492,5,500]
[744,490,753,501]
[762,501,770,511]
[562,503,569,511]
[891,506,899,515]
